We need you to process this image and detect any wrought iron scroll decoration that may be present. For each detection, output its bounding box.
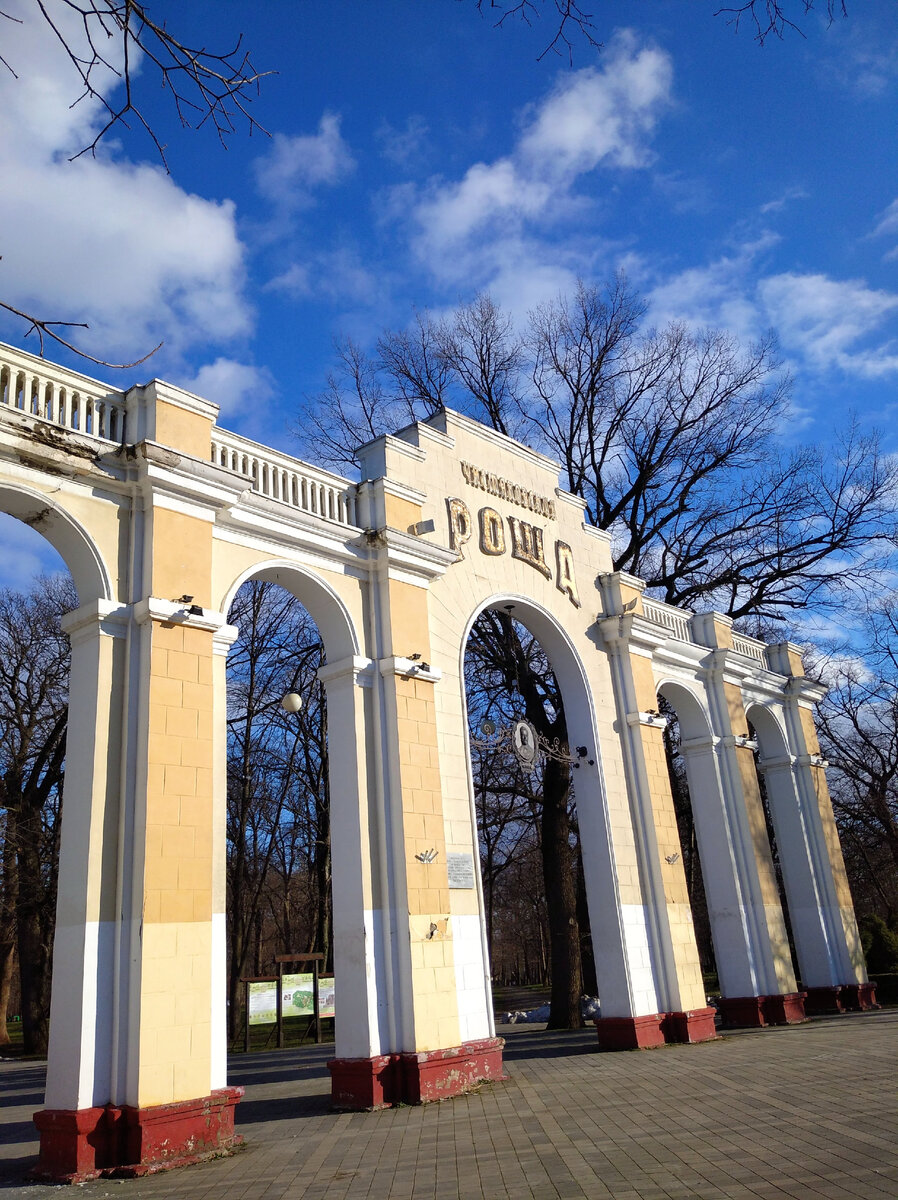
[469,718,594,772]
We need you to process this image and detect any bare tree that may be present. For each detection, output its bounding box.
[815,610,898,925]
[225,580,329,1042]
[715,1,848,44]
[0,0,270,365]
[467,609,586,1027]
[0,574,75,1053]
[310,278,896,630]
[473,0,600,62]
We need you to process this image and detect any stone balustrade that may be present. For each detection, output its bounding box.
[0,343,127,444]
[210,428,358,527]
[642,597,694,642]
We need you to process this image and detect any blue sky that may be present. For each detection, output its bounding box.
[1,0,897,589]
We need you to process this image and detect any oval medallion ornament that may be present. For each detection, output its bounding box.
[512,719,539,768]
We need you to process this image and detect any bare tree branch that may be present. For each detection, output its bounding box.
[0,297,161,368]
[27,0,273,171]
[474,0,601,63]
[715,0,848,44]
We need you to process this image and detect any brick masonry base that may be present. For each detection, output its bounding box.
[594,1008,718,1051]
[32,1087,243,1183]
[328,1037,506,1110]
[718,993,807,1028]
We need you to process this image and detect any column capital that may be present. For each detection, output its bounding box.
[133,596,230,633]
[785,676,827,705]
[721,734,759,752]
[60,599,130,643]
[758,753,797,771]
[625,710,668,730]
[796,753,829,769]
[378,656,442,684]
[212,624,240,656]
[679,734,722,755]
[317,655,376,687]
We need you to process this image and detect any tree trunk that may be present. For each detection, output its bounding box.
[0,940,14,1045]
[16,830,52,1054]
[540,757,583,1029]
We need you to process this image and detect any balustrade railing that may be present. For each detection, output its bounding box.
[0,344,126,444]
[211,429,358,527]
[642,597,694,643]
[731,632,767,663]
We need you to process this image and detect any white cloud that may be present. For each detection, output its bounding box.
[254,114,355,210]
[759,272,898,377]
[871,198,898,261]
[518,35,672,176]
[266,248,377,305]
[647,238,898,381]
[646,234,779,339]
[178,358,275,422]
[0,1,250,360]
[406,31,672,298]
[376,115,429,166]
[759,186,809,215]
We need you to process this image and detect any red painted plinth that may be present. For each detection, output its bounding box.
[664,1007,719,1044]
[840,982,880,1011]
[762,992,807,1025]
[718,995,767,1028]
[328,1054,399,1110]
[399,1037,505,1105]
[804,985,845,1015]
[594,1013,666,1050]
[32,1105,114,1183]
[328,1038,505,1110]
[32,1087,243,1183]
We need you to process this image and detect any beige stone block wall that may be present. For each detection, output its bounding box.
[151,510,213,609]
[391,672,461,1051]
[139,618,215,1106]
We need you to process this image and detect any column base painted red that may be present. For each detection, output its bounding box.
[594,1012,666,1050]
[594,1009,717,1050]
[762,992,807,1024]
[718,995,767,1027]
[804,985,845,1014]
[718,993,807,1027]
[328,1037,505,1110]
[839,982,879,1010]
[32,1087,243,1183]
[664,1007,719,1043]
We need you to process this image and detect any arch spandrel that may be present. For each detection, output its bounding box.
[215,555,363,664]
[0,480,121,605]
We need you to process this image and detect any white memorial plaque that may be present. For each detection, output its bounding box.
[447,852,476,889]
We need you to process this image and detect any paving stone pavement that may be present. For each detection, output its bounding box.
[2,1010,897,1199]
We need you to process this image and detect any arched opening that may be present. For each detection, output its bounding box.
[219,563,360,1057]
[0,502,100,1058]
[746,704,802,983]
[224,579,331,1048]
[460,597,608,1030]
[656,683,719,992]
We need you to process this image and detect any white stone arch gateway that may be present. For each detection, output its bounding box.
[0,341,875,1182]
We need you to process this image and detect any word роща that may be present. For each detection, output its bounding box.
[446,495,580,608]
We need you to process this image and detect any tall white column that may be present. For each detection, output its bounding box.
[45,600,129,1110]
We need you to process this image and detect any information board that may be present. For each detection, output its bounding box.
[247,980,278,1026]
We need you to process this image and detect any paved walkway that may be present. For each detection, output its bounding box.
[2,1010,897,1199]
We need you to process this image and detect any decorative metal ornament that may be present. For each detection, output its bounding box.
[512,719,538,767]
[470,717,590,772]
